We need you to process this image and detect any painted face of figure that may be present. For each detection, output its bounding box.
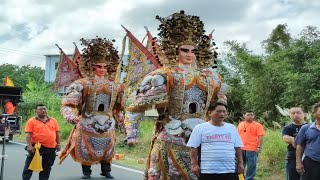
[208,105,227,121]
[243,112,255,122]
[178,45,196,65]
[93,62,107,78]
[289,107,305,123]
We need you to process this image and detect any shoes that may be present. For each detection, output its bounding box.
[100,172,114,179]
[82,174,91,179]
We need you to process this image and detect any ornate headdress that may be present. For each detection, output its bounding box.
[155,10,215,68]
[79,37,120,79]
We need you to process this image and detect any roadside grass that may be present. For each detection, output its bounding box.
[113,118,155,170]
[255,129,286,180]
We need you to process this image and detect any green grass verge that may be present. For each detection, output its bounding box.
[113,118,155,170]
[255,129,286,180]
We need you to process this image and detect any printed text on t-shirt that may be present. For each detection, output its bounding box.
[205,133,231,142]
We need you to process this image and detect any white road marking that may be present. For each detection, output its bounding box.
[112,164,144,174]
[10,141,26,146]
[10,141,144,174]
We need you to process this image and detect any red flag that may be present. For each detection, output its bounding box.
[54,49,81,91]
[72,43,83,68]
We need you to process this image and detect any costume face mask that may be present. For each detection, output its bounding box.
[178,45,196,65]
[93,63,107,78]
[79,37,119,79]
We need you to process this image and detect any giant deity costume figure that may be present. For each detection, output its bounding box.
[123,11,228,180]
[59,37,123,179]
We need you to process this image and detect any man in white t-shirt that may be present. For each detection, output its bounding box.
[187,102,244,180]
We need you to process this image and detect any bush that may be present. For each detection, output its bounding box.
[20,90,61,121]
[114,117,155,170]
[260,129,286,165]
[20,89,73,140]
[256,129,286,180]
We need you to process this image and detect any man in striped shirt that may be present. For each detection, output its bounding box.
[187,102,244,180]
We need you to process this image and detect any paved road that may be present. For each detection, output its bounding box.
[0,141,144,180]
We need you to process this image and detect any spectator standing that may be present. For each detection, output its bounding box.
[295,103,320,180]
[3,99,15,115]
[1,99,15,141]
[22,104,61,180]
[282,107,306,180]
[187,102,244,180]
[237,111,265,180]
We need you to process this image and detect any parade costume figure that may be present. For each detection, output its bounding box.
[59,37,123,179]
[124,11,227,180]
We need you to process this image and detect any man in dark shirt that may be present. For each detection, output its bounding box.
[282,107,306,180]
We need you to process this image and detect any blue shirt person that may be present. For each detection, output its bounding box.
[295,103,320,180]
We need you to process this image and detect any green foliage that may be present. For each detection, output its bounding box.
[0,64,45,90]
[20,87,72,139]
[256,129,286,180]
[259,129,287,165]
[20,79,60,119]
[262,24,291,54]
[223,24,320,124]
[18,78,73,139]
[114,118,155,170]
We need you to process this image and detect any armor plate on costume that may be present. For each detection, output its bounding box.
[60,78,120,166]
[183,84,206,114]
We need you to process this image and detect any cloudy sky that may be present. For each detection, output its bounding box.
[0,0,319,68]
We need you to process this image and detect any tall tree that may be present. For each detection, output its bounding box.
[262,24,291,54]
[222,24,320,125]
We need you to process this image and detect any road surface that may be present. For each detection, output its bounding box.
[0,141,144,180]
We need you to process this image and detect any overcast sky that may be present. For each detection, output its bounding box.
[0,0,319,68]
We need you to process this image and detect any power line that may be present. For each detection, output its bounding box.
[0,47,45,57]
[0,48,45,59]
[0,50,45,59]
[0,47,44,56]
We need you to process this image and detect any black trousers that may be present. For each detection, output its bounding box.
[82,162,111,175]
[301,156,320,180]
[285,159,300,180]
[22,146,56,180]
[199,173,238,180]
